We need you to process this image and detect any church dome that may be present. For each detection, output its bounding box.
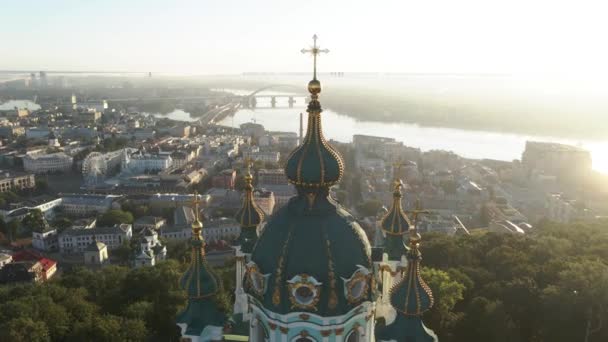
[284,95,344,189]
[235,172,264,228]
[235,171,264,253]
[389,233,434,316]
[248,71,373,316]
[247,194,373,315]
[380,180,411,260]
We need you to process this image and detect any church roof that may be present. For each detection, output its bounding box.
[284,79,344,190]
[235,170,264,253]
[248,39,373,317]
[377,231,437,342]
[176,192,227,335]
[380,180,411,260]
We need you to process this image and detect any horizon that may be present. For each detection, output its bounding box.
[3,0,608,79]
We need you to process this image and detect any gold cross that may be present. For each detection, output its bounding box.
[301,34,329,80]
[405,199,431,229]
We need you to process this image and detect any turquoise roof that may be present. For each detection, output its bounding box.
[389,248,433,316]
[248,194,373,316]
[235,173,264,253]
[380,181,411,260]
[379,234,437,342]
[176,230,227,335]
[285,97,344,189]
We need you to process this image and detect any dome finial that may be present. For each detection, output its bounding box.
[285,35,344,190]
[191,190,203,236]
[301,34,329,82]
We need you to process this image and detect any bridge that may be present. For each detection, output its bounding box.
[99,84,307,109]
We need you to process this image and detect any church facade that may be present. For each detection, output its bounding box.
[176,36,437,342]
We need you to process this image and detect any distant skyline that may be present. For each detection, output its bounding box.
[2,0,608,76]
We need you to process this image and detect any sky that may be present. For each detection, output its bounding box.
[2,0,608,75]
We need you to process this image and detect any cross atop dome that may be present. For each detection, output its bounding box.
[301,34,329,81]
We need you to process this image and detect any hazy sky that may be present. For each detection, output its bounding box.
[2,0,608,75]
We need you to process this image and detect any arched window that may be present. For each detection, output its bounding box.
[294,337,315,342]
[346,329,361,342]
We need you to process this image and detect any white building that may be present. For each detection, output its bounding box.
[23,152,73,174]
[32,228,58,251]
[133,227,167,267]
[60,194,121,217]
[243,151,280,164]
[126,150,172,173]
[58,224,132,254]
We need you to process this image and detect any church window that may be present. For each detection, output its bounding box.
[342,266,371,304]
[287,274,322,310]
[346,329,361,342]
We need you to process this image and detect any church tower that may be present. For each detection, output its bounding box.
[245,35,375,342]
[233,162,265,322]
[176,192,227,342]
[376,223,437,341]
[375,178,410,320]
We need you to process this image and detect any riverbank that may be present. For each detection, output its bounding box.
[192,75,608,140]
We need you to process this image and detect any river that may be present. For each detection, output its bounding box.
[215,94,608,175]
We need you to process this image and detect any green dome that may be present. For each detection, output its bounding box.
[176,210,227,335]
[179,238,221,299]
[247,194,373,316]
[285,97,344,189]
[378,234,437,342]
[380,181,411,260]
[390,238,433,316]
[235,173,264,253]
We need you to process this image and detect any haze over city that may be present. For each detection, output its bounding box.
[0,2,607,342]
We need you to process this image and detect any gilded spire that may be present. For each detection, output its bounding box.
[176,190,226,335]
[389,202,434,317]
[191,190,203,236]
[381,178,411,235]
[285,35,344,190]
[235,159,264,253]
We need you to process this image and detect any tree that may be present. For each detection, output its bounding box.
[0,317,51,342]
[7,219,21,241]
[97,210,134,226]
[22,209,46,233]
[422,267,466,335]
[52,217,72,232]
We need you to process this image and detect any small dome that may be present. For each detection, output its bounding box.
[380,181,411,235]
[235,173,264,228]
[235,172,264,254]
[389,246,434,316]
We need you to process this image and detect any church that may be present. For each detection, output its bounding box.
[175,35,437,342]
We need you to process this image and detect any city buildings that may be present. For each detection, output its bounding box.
[522,141,592,182]
[0,171,35,193]
[212,169,236,189]
[58,224,133,253]
[23,152,73,174]
[60,194,122,217]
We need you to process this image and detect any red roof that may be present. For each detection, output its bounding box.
[12,250,56,271]
[38,258,56,272]
[12,249,43,262]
